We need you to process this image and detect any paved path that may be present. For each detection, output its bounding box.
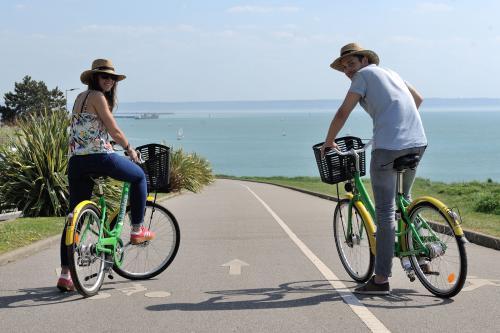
[0,179,499,332]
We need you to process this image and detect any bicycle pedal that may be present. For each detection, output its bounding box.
[406,271,416,282]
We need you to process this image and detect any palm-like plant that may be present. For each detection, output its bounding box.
[168,147,214,193]
[0,109,70,216]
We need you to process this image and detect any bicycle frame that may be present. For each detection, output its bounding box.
[93,181,131,265]
[344,151,441,259]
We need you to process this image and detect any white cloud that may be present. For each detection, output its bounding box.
[15,4,27,10]
[390,35,421,44]
[416,2,453,13]
[220,30,238,38]
[30,33,47,39]
[226,5,300,14]
[282,24,299,30]
[78,24,198,36]
[78,25,168,36]
[175,24,196,32]
[272,31,295,39]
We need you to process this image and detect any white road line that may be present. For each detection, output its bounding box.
[243,185,390,333]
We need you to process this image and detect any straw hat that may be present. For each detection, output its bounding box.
[80,59,126,84]
[330,43,379,72]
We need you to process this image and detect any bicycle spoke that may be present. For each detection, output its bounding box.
[112,202,180,280]
[333,199,374,282]
[408,202,467,297]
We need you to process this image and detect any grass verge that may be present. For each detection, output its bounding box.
[222,176,500,238]
[0,217,65,255]
[0,193,175,256]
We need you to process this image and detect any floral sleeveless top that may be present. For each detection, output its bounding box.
[69,91,113,156]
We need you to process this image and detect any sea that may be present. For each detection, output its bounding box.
[114,99,500,183]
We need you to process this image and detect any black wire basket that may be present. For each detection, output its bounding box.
[136,144,170,192]
[312,136,366,184]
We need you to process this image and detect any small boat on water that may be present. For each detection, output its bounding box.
[134,113,159,120]
[177,128,184,140]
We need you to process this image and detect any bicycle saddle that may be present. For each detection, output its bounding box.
[393,154,421,171]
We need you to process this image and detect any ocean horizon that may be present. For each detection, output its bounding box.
[113,99,500,183]
[113,98,500,114]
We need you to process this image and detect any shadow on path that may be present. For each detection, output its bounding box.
[0,286,79,308]
[146,280,451,312]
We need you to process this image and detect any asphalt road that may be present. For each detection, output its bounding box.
[0,179,499,332]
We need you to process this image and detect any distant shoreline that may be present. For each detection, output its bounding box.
[110,98,500,113]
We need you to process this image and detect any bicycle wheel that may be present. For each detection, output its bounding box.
[407,201,467,298]
[66,203,106,297]
[112,201,180,280]
[333,199,374,282]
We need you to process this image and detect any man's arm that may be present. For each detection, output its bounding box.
[406,83,423,109]
[321,91,360,156]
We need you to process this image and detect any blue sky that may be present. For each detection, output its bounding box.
[1,0,499,102]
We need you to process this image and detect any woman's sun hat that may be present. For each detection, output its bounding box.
[330,43,379,72]
[80,59,126,84]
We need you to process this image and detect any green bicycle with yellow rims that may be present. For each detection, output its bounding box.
[65,144,180,297]
[313,136,467,298]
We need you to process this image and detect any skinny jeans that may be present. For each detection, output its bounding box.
[370,146,426,278]
[60,153,147,267]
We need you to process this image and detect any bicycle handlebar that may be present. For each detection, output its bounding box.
[110,141,145,164]
[330,140,372,156]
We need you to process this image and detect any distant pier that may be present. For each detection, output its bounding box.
[115,112,173,119]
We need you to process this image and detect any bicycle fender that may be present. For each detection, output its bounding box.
[65,200,99,246]
[407,196,464,237]
[344,196,378,256]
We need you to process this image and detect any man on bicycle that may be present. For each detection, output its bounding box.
[321,43,427,295]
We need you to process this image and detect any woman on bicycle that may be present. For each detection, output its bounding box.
[57,59,155,292]
[321,43,427,295]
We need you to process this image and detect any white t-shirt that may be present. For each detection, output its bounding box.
[349,64,427,150]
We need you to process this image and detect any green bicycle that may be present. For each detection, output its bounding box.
[65,143,180,297]
[313,136,467,298]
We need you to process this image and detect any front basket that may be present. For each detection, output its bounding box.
[312,136,366,184]
[136,144,170,192]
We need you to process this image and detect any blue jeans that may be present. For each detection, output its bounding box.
[60,153,147,267]
[370,146,426,278]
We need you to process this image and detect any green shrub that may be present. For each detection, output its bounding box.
[474,194,500,215]
[0,109,70,216]
[168,147,214,193]
[0,111,212,216]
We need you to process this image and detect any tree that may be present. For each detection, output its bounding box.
[0,76,66,123]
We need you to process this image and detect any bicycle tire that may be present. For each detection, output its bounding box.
[66,202,106,297]
[333,199,375,282]
[407,200,467,298]
[112,201,180,280]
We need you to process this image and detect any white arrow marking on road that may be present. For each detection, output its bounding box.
[145,291,172,298]
[222,259,249,275]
